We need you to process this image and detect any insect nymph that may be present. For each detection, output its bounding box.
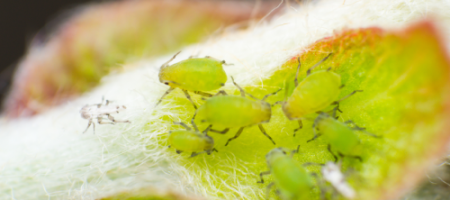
[195,77,281,146]
[281,54,362,136]
[258,146,315,200]
[156,51,228,109]
[168,117,217,157]
[80,98,130,133]
[308,112,380,161]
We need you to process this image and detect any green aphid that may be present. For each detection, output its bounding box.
[258,146,315,200]
[168,118,217,157]
[195,77,281,146]
[308,112,380,161]
[156,51,229,109]
[280,53,362,136]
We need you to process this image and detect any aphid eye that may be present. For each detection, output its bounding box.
[164,82,169,85]
[220,83,225,86]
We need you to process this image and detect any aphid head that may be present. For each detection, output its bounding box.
[80,105,91,119]
[265,147,290,167]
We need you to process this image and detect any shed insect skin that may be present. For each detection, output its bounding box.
[156,51,229,109]
[258,146,315,200]
[80,97,131,134]
[307,111,381,161]
[279,53,362,136]
[303,161,356,199]
[195,77,281,146]
[168,117,218,157]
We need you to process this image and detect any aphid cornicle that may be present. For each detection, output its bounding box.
[168,118,217,157]
[308,111,380,161]
[195,77,281,146]
[156,51,228,109]
[257,146,315,200]
[280,53,362,136]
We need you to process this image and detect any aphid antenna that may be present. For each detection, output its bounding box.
[344,120,382,138]
[230,76,259,100]
[261,88,282,101]
[160,51,181,69]
[173,121,192,131]
[306,52,333,76]
[202,125,213,136]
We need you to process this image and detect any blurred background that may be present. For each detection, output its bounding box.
[0,0,93,108]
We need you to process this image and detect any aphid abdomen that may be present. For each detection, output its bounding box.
[169,131,209,152]
[200,96,271,127]
[317,117,359,154]
[272,158,313,195]
[283,71,341,120]
[159,58,227,91]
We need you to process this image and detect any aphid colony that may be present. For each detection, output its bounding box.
[80,52,380,199]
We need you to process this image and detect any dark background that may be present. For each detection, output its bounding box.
[0,0,95,107]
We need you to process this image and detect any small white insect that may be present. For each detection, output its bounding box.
[321,162,356,199]
[80,97,131,133]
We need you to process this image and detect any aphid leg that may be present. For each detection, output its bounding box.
[95,97,105,108]
[210,128,229,134]
[214,90,228,96]
[212,148,218,153]
[332,105,342,118]
[338,152,363,162]
[261,88,282,101]
[155,87,175,107]
[258,124,276,145]
[98,117,115,125]
[176,150,183,154]
[190,152,199,157]
[271,101,284,107]
[225,127,244,146]
[193,91,213,97]
[308,115,324,142]
[202,125,213,135]
[257,171,271,183]
[293,120,303,137]
[303,162,325,167]
[173,121,192,131]
[106,114,131,124]
[182,90,197,109]
[306,53,333,76]
[293,145,300,154]
[294,57,301,87]
[83,119,94,134]
[306,130,322,143]
[327,144,339,163]
[265,182,275,200]
[161,51,181,69]
[332,90,363,105]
